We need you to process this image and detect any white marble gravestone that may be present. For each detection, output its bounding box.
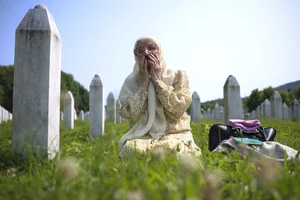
[282,103,289,120]
[191,92,201,123]
[250,110,256,119]
[116,100,121,124]
[262,99,271,119]
[291,99,299,121]
[84,111,90,121]
[64,91,74,129]
[260,102,264,119]
[89,74,104,138]
[220,105,224,121]
[74,109,77,120]
[12,4,61,159]
[60,111,64,121]
[106,92,116,123]
[270,91,282,120]
[256,106,260,119]
[207,108,212,120]
[0,106,2,124]
[223,75,243,124]
[214,103,221,121]
[78,110,84,120]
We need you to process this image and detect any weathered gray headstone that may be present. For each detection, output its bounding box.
[282,103,289,120]
[207,108,212,120]
[12,5,61,159]
[0,106,2,124]
[250,110,256,119]
[256,106,260,119]
[220,105,224,121]
[116,100,121,124]
[191,92,201,123]
[60,111,64,121]
[78,110,84,120]
[64,91,74,129]
[74,109,77,120]
[270,91,282,120]
[223,75,243,124]
[106,92,116,123]
[262,99,271,119]
[260,102,264,118]
[214,103,221,121]
[291,99,299,121]
[4,109,8,122]
[89,74,104,138]
[84,111,90,121]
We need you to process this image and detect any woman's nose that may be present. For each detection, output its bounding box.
[144,49,150,55]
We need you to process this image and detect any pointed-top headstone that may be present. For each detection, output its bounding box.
[64,91,74,130]
[291,99,299,121]
[263,99,270,105]
[215,103,219,108]
[282,103,289,120]
[90,74,103,86]
[214,103,221,121]
[65,91,73,102]
[79,110,84,120]
[192,92,200,100]
[223,75,243,124]
[223,75,240,87]
[108,92,114,99]
[116,100,121,124]
[191,91,201,123]
[106,92,116,123]
[89,74,105,138]
[270,91,282,120]
[263,99,271,119]
[12,4,61,159]
[273,91,281,99]
[17,5,60,37]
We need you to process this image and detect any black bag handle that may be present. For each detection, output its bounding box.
[233,126,267,141]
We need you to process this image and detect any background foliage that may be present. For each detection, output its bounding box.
[0,65,89,113]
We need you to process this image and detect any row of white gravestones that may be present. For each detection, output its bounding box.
[202,105,224,121]
[250,93,300,121]
[191,75,243,124]
[191,92,224,123]
[191,74,300,124]
[60,89,122,126]
[60,109,88,121]
[0,105,13,124]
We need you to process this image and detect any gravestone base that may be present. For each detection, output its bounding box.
[119,131,202,158]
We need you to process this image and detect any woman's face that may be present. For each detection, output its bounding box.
[134,38,160,62]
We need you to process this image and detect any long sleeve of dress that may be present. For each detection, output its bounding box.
[118,86,148,126]
[155,70,192,118]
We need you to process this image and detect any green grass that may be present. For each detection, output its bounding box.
[0,120,300,200]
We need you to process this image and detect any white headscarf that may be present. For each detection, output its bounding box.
[118,37,176,149]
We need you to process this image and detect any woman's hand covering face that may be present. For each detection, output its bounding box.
[147,53,162,81]
[138,55,150,88]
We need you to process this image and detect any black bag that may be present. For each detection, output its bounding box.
[208,124,276,152]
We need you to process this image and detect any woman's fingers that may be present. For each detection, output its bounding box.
[148,54,160,67]
[147,54,156,62]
